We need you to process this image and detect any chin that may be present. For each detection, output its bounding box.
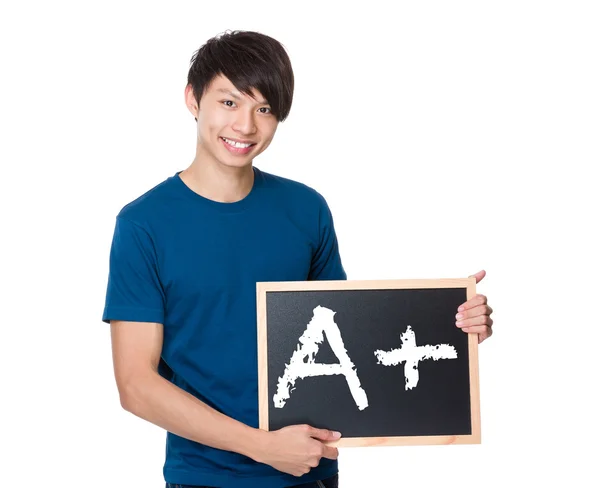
[220,157,254,169]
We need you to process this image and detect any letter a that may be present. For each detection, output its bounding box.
[273,305,369,410]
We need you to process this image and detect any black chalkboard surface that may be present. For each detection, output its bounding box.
[256,279,480,447]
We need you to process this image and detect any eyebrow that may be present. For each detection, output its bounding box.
[216,88,269,105]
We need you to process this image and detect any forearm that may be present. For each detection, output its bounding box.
[120,372,268,461]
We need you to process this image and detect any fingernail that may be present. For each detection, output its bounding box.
[332,431,341,439]
[456,313,463,320]
[458,306,465,312]
[456,321,463,327]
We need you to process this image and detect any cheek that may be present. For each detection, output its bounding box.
[198,109,230,138]
[259,137,275,152]
[259,121,279,146]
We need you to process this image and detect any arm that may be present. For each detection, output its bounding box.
[110,319,261,459]
[110,319,340,477]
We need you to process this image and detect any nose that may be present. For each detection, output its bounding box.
[232,109,257,135]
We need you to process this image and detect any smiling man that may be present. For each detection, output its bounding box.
[102,30,494,488]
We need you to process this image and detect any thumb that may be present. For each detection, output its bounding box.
[308,427,342,441]
[469,269,486,284]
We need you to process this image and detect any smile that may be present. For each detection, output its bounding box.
[221,137,255,149]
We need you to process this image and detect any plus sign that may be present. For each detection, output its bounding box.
[374,326,458,390]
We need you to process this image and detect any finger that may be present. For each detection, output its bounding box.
[456,315,493,329]
[455,304,491,321]
[462,325,490,335]
[468,270,486,284]
[322,445,339,460]
[457,294,487,312]
[306,426,341,441]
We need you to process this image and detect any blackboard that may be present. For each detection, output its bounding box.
[256,279,480,447]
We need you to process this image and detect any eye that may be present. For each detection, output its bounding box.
[258,107,272,114]
[221,100,236,107]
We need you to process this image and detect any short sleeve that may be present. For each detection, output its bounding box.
[308,196,347,281]
[102,217,166,324]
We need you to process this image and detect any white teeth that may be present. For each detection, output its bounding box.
[223,137,252,149]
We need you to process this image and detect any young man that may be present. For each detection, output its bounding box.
[102,30,494,488]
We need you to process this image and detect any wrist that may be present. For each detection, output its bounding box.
[242,427,271,463]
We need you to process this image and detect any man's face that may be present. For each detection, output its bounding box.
[186,74,279,169]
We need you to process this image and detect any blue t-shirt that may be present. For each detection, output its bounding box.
[102,166,346,487]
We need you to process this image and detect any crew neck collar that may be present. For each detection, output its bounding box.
[173,166,263,214]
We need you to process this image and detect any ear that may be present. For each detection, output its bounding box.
[184,84,199,119]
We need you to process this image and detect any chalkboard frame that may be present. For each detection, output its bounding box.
[256,278,480,447]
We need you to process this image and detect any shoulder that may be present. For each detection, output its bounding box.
[115,173,180,226]
[257,167,330,211]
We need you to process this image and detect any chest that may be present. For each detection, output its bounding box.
[157,211,315,299]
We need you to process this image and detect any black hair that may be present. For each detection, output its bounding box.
[187,30,294,122]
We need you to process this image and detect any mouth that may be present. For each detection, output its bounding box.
[220,136,257,155]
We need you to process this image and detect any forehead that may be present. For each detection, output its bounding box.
[206,74,268,104]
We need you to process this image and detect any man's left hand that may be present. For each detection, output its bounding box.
[456,270,494,344]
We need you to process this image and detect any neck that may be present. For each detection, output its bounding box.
[180,153,254,204]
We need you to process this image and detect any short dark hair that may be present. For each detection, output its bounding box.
[187,30,294,122]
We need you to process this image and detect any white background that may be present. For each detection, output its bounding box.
[2,1,598,486]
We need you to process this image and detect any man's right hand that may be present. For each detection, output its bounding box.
[254,424,341,477]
